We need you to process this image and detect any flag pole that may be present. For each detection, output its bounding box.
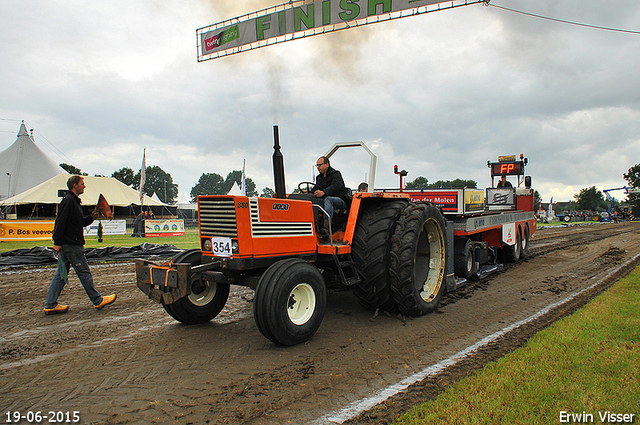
[139,148,146,213]
[241,159,246,196]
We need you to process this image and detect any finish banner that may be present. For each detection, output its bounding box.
[0,220,55,241]
[144,219,185,237]
[197,0,488,60]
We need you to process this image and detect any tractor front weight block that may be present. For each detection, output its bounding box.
[135,259,192,305]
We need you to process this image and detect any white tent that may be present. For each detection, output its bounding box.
[175,192,192,205]
[227,181,242,195]
[0,121,68,200]
[0,174,164,207]
[150,192,166,205]
[175,192,196,210]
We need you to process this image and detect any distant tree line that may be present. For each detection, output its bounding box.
[62,163,179,204]
[564,161,640,214]
[624,163,640,214]
[190,171,259,201]
[405,176,477,189]
[60,162,273,204]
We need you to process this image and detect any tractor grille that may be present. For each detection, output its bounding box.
[199,198,238,237]
[249,198,314,237]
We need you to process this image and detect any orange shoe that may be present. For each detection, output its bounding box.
[94,294,117,310]
[43,304,69,315]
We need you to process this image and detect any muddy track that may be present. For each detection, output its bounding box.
[441,223,635,307]
[1,222,639,425]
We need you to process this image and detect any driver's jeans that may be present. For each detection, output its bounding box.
[316,196,347,229]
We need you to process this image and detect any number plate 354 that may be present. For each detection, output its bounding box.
[209,237,233,258]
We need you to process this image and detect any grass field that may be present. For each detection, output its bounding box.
[393,266,640,425]
[0,228,201,253]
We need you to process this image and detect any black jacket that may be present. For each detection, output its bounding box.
[313,166,352,204]
[53,192,94,246]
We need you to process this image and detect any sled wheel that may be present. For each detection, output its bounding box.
[162,249,230,325]
[454,238,478,279]
[500,226,522,263]
[253,258,326,346]
[520,224,530,259]
[389,203,447,316]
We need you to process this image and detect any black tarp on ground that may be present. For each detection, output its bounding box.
[0,244,183,269]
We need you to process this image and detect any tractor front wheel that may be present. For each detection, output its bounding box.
[253,258,326,346]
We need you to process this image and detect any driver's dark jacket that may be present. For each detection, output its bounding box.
[312,166,352,204]
[53,192,94,246]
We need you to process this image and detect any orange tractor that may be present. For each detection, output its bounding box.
[136,127,535,345]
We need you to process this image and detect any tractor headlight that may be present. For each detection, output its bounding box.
[202,238,212,252]
[232,240,239,253]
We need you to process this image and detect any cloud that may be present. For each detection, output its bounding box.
[1,0,640,202]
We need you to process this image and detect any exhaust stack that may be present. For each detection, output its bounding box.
[272,125,286,199]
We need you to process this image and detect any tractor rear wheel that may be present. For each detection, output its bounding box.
[389,203,447,316]
[253,258,326,346]
[162,249,230,325]
[352,200,410,312]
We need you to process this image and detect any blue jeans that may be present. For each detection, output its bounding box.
[45,244,102,308]
[317,196,347,226]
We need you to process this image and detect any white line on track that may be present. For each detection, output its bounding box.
[312,251,640,425]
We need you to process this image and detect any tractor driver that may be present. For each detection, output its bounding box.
[312,156,352,233]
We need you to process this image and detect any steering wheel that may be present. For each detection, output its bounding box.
[298,181,316,193]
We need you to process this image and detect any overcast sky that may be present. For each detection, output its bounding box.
[1,0,639,202]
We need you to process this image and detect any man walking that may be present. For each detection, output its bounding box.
[43,176,116,315]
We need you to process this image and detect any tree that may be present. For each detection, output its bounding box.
[405,176,429,189]
[406,176,478,190]
[624,163,640,213]
[60,163,86,175]
[427,179,477,189]
[111,167,136,186]
[534,190,541,212]
[261,187,274,198]
[623,163,640,188]
[223,170,258,197]
[133,165,178,204]
[574,186,607,211]
[191,173,226,200]
[191,171,259,200]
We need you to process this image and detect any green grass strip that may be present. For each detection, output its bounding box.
[394,266,640,425]
[0,228,201,252]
